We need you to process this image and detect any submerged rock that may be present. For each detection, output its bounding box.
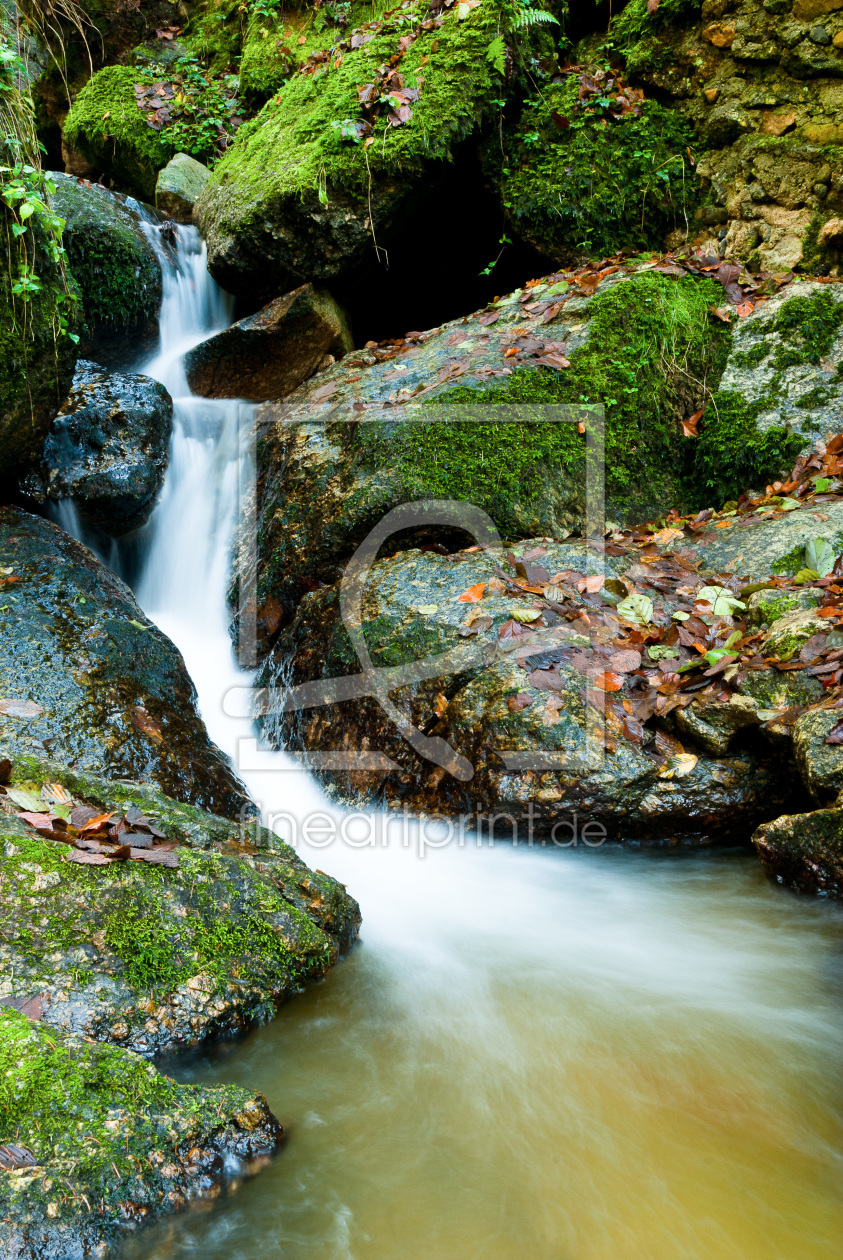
[0,752,360,1055]
[21,361,173,535]
[0,1006,283,1259]
[48,171,163,367]
[155,151,211,223]
[184,284,353,401]
[0,508,248,818]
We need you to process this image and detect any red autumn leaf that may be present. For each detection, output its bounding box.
[681,407,705,438]
[457,582,487,602]
[78,812,116,836]
[818,607,842,618]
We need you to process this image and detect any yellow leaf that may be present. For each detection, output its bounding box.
[659,753,698,779]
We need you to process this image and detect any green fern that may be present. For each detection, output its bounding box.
[486,34,507,74]
[512,7,559,28]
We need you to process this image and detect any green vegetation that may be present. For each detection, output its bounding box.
[691,391,803,504]
[609,0,702,77]
[773,289,843,369]
[495,73,698,261]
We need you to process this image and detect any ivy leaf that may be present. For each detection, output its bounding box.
[695,585,745,615]
[806,537,835,578]
[616,591,654,626]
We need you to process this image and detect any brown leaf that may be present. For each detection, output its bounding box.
[457,582,486,602]
[507,693,534,712]
[67,849,113,866]
[0,1143,38,1170]
[130,847,179,868]
[826,717,843,744]
[78,812,116,836]
[607,649,642,673]
[0,698,44,718]
[528,668,566,692]
[681,407,704,438]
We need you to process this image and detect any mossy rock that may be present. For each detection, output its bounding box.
[258,538,796,839]
[197,4,548,298]
[62,64,175,200]
[746,586,821,629]
[48,172,163,362]
[690,283,843,503]
[793,706,843,803]
[0,507,248,818]
[0,1006,283,1258]
[0,753,360,1055]
[245,269,734,630]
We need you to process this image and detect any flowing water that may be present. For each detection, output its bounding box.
[65,221,843,1258]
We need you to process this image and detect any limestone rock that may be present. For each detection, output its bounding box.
[21,361,173,534]
[763,607,831,659]
[184,284,353,401]
[746,586,821,629]
[155,151,211,224]
[0,507,249,817]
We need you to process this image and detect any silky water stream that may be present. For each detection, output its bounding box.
[63,223,843,1259]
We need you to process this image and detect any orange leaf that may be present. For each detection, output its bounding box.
[736,301,754,318]
[818,607,842,618]
[457,582,487,602]
[594,671,623,692]
[78,812,116,836]
[580,574,605,594]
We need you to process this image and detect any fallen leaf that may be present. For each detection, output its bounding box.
[67,849,113,866]
[659,753,699,778]
[594,671,623,692]
[433,693,448,717]
[826,717,843,744]
[507,693,533,712]
[0,699,44,718]
[457,582,486,602]
[608,650,642,673]
[511,608,542,624]
[78,812,116,836]
[6,788,46,813]
[0,1143,38,1170]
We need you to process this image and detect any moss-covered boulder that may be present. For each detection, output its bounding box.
[793,706,843,802]
[196,2,550,298]
[256,536,798,838]
[0,507,249,817]
[62,64,175,200]
[20,361,173,534]
[0,1006,283,1258]
[48,172,163,364]
[155,150,211,222]
[244,268,735,632]
[0,752,360,1055]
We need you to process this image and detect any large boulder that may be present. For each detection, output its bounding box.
[21,360,173,534]
[48,172,163,367]
[0,1007,283,1259]
[184,284,354,401]
[0,508,249,817]
[257,535,800,839]
[196,5,551,299]
[243,268,733,633]
[155,150,211,223]
[753,805,843,895]
[0,752,360,1056]
[61,65,176,200]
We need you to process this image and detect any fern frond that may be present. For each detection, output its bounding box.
[512,10,559,29]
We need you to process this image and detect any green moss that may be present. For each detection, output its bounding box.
[49,174,161,335]
[772,543,809,577]
[691,391,804,504]
[206,5,516,221]
[800,213,833,277]
[610,0,703,77]
[495,77,698,260]
[732,340,771,369]
[183,0,248,71]
[795,386,833,409]
[63,65,175,199]
[432,273,731,521]
[773,289,843,370]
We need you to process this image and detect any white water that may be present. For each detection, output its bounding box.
[61,223,843,1258]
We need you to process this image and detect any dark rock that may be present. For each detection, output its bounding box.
[21,364,173,535]
[705,103,754,147]
[184,284,354,401]
[698,205,729,225]
[32,363,171,530]
[48,172,163,368]
[793,707,843,802]
[809,25,832,44]
[753,806,843,894]
[0,508,249,818]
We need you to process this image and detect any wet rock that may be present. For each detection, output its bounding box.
[155,151,211,224]
[256,539,798,841]
[753,804,843,894]
[0,507,249,818]
[0,752,361,1055]
[48,171,163,367]
[184,284,353,401]
[673,694,760,756]
[0,1006,283,1259]
[793,706,843,800]
[21,362,173,535]
[746,586,820,629]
